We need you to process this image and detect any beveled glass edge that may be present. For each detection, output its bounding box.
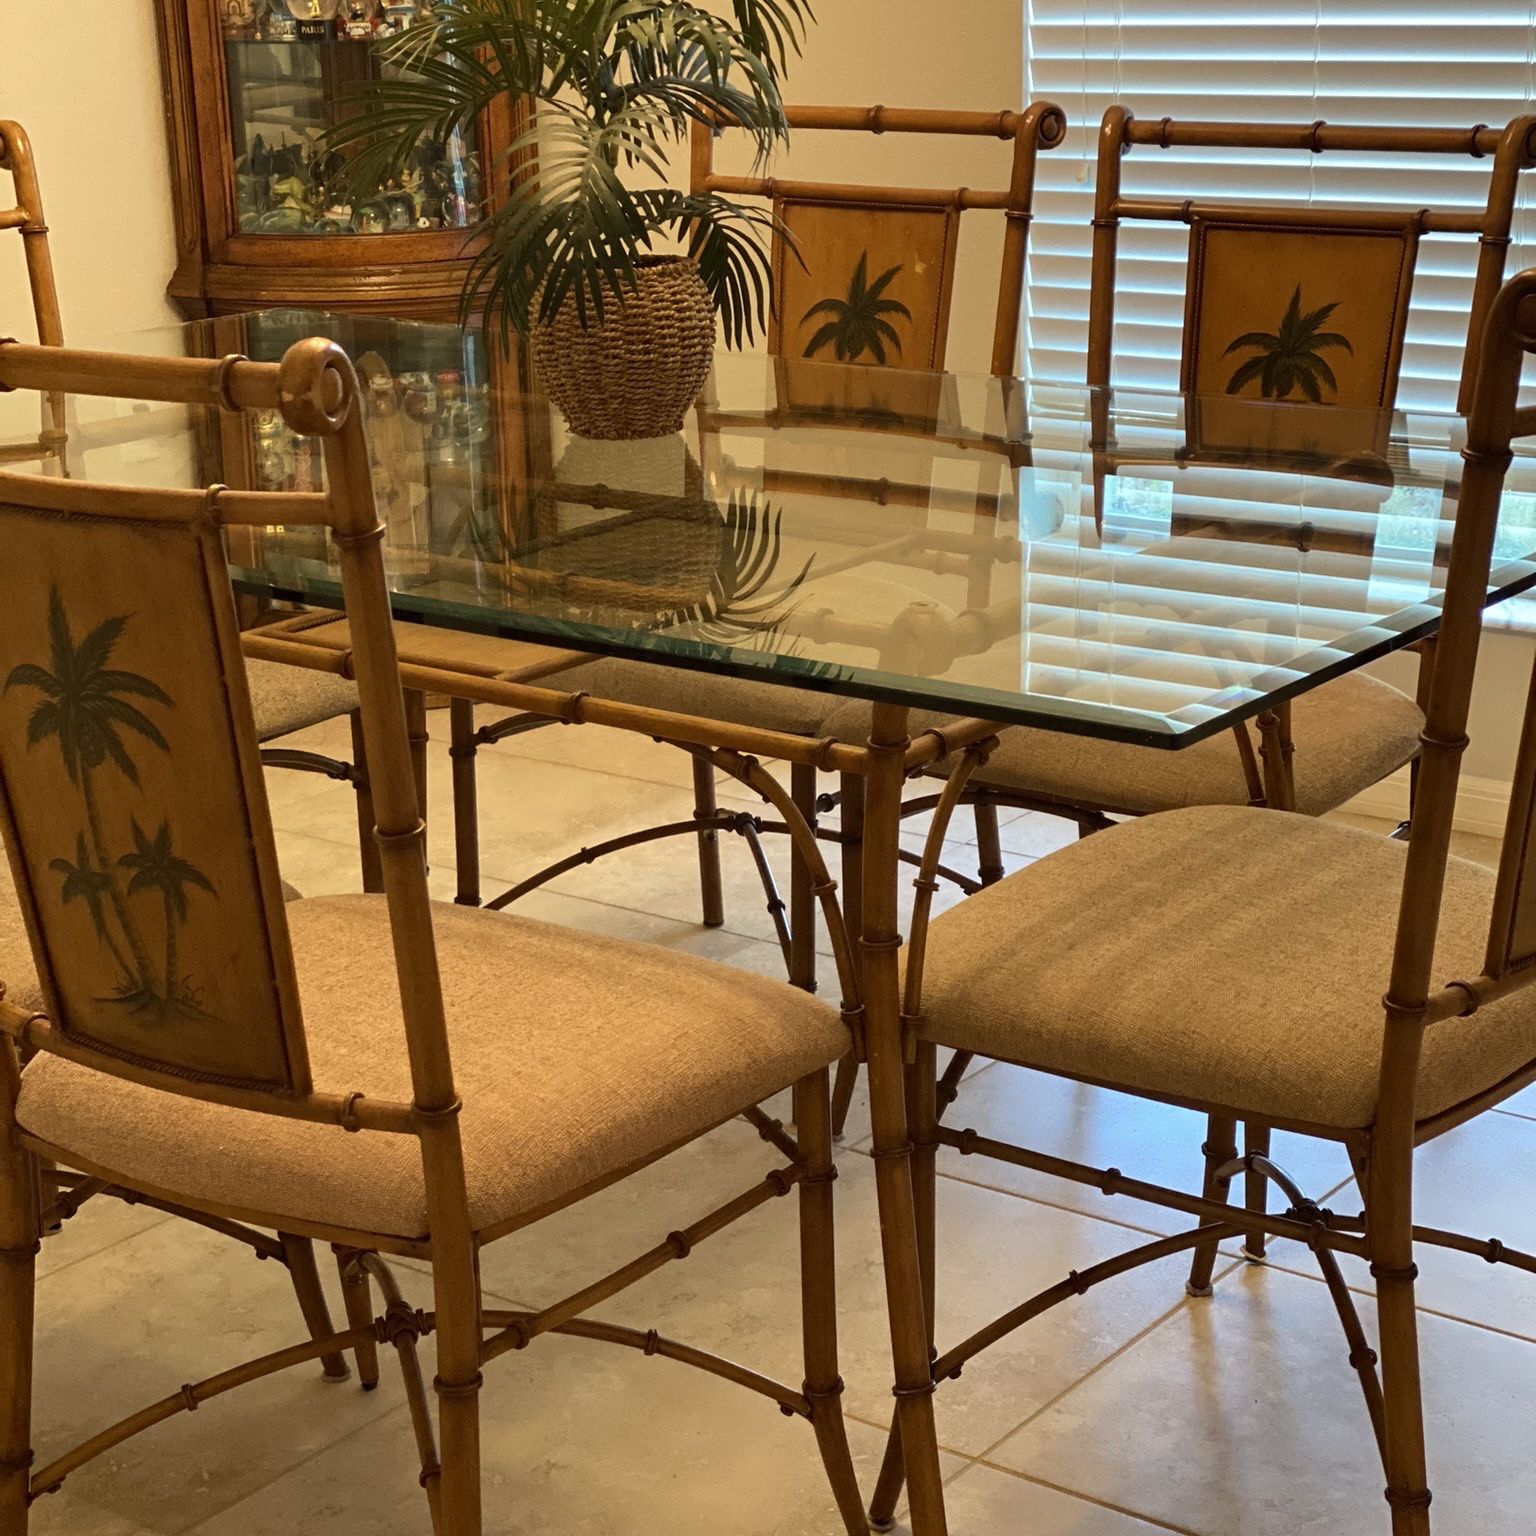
[229,554,1536,751]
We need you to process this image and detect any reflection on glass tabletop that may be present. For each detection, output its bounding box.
[2,307,1534,748]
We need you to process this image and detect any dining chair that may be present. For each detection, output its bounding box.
[825,108,1536,1220]
[863,265,1536,1536]
[0,118,374,882]
[450,101,1067,966]
[0,334,868,1535]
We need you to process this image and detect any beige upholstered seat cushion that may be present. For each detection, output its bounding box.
[246,659,359,743]
[17,895,848,1240]
[555,656,843,737]
[920,806,1534,1130]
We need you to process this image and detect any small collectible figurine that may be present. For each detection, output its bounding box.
[222,0,259,37]
[351,200,388,235]
[286,0,340,38]
[378,0,416,34]
[340,0,378,39]
[262,0,300,39]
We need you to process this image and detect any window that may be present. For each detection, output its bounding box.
[1023,0,1536,410]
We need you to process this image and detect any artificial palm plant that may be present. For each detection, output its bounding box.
[329,0,814,435]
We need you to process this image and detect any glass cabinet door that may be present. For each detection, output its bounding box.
[218,2,482,238]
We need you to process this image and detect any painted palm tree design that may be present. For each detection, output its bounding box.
[119,819,215,1014]
[1222,285,1353,402]
[802,252,912,365]
[6,587,215,1022]
[51,833,137,988]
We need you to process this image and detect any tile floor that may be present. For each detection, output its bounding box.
[25,710,1536,1535]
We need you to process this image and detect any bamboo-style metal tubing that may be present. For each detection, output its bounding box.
[241,637,878,774]
[860,701,949,1536]
[696,745,865,1007]
[789,762,820,993]
[794,1070,868,1534]
[937,1124,1371,1257]
[1,1008,415,1132]
[740,1104,804,1165]
[707,174,1014,210]
[334,1248,381,1390]
[1121,117,1515,156]
[479,1310,812,1416]
[1115,199,1486,236]
[360,1255,443,1522]
[1,119,63,352]
[448,697,482,907]
[1187,1116,1239,1296]
[690,751,727,928]
[280,1234,351,1383]
[483,811,767,912]
[0,338,280,410]
[482,1163,807,1364]
[0,1041,37,1534]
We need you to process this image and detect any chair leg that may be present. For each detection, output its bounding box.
[868,1043,941,1532]
[279,1234,350,1382]
[448,698,482,908]
[0,1045,37,1536]
[789,763,819,995]
[1370,1142,1433,1534]
[432,1243,484,1536]
[973,799,1005,887]
[349,709,386,893]
[1242,1123,1272,1263]
[1186,1113,1239,1297]
[830,772,865,1139]
[405,689,430,830]
[793,1068,866,1535]
[691,753,726,929]
[334,1247,381,1390]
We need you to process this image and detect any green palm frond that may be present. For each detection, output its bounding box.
[324,0,811,342]
[658,490,813,643]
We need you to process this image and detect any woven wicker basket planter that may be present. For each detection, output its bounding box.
[529,256,716,441]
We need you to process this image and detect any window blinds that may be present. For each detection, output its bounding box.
[1023,0,1536,408]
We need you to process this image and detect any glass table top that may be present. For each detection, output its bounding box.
[3,307,1534,748]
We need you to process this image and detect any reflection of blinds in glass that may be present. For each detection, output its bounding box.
[1023,0,1536,409]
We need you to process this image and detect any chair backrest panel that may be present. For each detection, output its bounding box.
[1088,111,1536,413]
[770,197,961,371]
[692,103,1065,378]
[0,487,309,1094]
[1180,210,1421,410]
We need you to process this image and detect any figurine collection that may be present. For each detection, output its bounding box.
[222,0,431,42]
[233,130,481,235]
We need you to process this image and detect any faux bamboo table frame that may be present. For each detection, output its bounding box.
[10,325,1536,1536]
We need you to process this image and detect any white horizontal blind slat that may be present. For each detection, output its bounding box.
[1023,0,1536,406]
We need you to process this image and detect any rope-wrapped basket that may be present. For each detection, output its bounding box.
[530,256,716,441]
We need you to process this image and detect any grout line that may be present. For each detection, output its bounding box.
[842,1407,974,1462]
[180,1395,417,1533]
[35,1209,177,1285]
[961,1460,1206,1534]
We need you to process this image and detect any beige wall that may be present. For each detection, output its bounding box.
[0,0,179,341]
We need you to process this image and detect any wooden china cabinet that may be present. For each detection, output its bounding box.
[152,0,525,319]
